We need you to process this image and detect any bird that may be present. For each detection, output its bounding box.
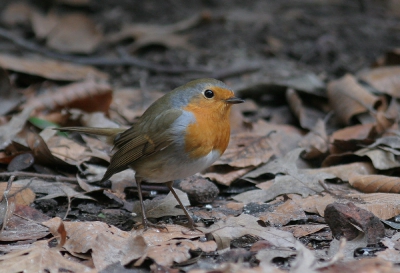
[56,78,244,230]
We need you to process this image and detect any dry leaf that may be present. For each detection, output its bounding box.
[0,54,108,81]
[358,66,400,98]
[0,204,50,242]
[131,188,190,221]
[296,192,400,220]
[107,13,205,52]
[349,174,400,193]
[286,88,325,130]
[259,199,307,226]
[0,182,35,206]
[282,224,328,238]
[47,136,89,165]
[0,106,33,150]
[31,10,58,39]
[198,213,296,250]
[212,133,274,168]
[0,240,94,273]
[355,147,400,170]
[46,13,103,54]
[1,2,32,26]
[235,148,335,203]
[327,74,382,125]
[23,80,112,113]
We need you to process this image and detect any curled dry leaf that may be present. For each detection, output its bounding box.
[358,66,400,98]
[327,74,382,125]
[349,174,400,193]
[299,118,328,159]
[286,88,326,130]
[42,217,67,248]
[259,199,307,226]
[0,54,108,81]
[23,80,112,113]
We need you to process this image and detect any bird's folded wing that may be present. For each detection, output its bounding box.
[101,109,182,181]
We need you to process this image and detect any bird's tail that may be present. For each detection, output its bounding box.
[55,127,126,145]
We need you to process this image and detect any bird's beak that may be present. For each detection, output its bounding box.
[225,97,245,104]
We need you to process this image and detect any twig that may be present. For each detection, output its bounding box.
[0,171,82,183]
[0,27,210,74]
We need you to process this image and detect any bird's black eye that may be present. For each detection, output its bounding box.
[204,89,214,98]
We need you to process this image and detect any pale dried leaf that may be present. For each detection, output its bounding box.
[198,214,296,250]
[132,188,190,221]
[355,148,400,170]
[213,133,274,168]
[46,13,103,54]
[358,66,400,98]
[0,54,108,81]
[0,106,33,150]
[31,10,58,39]
[1,2,32,26]
[349,174,400,193]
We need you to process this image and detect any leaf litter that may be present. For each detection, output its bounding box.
[0,1,400,272]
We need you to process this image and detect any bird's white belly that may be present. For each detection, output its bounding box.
[133,148,221,182]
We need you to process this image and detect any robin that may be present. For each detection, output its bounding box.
[57,78,244,230]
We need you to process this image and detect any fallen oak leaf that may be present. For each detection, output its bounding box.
[349,174,400,193]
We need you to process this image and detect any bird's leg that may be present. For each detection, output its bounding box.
[166,181,195,230]
[136,176,166,230]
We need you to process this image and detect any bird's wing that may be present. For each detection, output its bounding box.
[101,109,183,181]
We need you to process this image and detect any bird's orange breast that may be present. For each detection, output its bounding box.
[183,97,231,159]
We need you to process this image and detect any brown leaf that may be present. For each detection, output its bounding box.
[305,162,376,181]
[0,54,108,81]
[358,66,400,98]
[259,199,307,226]
[0,182,35,206]
[349,174,400,193]
[46,13,103,54]
[327,74,383,125]
[23,80,112,113]
[0,204,50,242]
[42,217,67,248]
[282,224,328,238]
[0,240,94,273]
